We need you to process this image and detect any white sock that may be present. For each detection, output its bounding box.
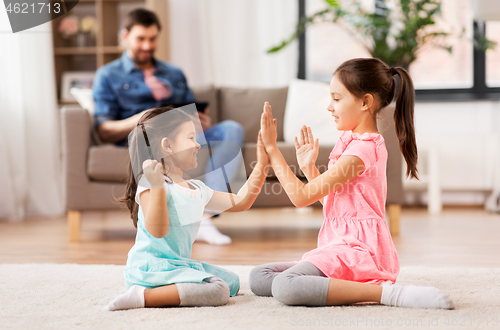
[195,217,232,245]
[103,285,146,311]
[380,284,454,309]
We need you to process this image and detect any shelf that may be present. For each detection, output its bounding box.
[58,100,79,105]
[54,47,98,55]
[54,46,124,55]
[52,0,146,103]
[102,46,125,54]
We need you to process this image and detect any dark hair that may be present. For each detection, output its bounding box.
[334,58,418,180]
[125,8,161,32]
[119,107,192,227]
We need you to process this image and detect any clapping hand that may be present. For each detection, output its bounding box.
[260,102,278,152]
[256,130,270,166]
[142,159,165,188]
[294,125,319,170]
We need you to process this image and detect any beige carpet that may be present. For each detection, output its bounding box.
[1,264,499,330]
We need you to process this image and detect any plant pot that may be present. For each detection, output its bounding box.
[77,32,95,48]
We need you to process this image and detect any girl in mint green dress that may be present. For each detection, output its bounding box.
[103,106,269,311]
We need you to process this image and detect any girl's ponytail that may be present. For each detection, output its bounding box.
[119,125,142,228]
[391,67,419,180]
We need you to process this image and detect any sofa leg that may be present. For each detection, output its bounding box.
[387,204,401,235]
[68,210,81,242]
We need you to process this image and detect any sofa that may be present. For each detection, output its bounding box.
[61,85,404,241]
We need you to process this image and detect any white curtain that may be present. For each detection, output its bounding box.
[168,0,298,87]
[485,100,500,213]
[472,0,500,212]
[0,13,63,221]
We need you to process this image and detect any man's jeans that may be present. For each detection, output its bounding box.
[197,120,245,193]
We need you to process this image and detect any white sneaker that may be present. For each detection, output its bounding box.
[195,217,232,245]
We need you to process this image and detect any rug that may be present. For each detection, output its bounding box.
[1,264,499,330]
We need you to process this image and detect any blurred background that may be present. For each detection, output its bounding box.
[1,0,499,268]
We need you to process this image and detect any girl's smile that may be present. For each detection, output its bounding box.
[327,74,378,134]
[163,121,201,171]
[327,75,364,131]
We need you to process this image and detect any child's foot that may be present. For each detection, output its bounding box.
[103,285,145,311]
[381,284,454,309]
[195,217,232,245]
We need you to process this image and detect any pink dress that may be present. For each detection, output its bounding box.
[300,131,399,285]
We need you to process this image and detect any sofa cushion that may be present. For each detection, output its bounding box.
[219,87,288,143]
[87,145,129,182]
[191,85,220,125]
[243,141,334,178]
[69,88,104,146]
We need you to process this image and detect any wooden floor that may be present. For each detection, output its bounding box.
[1,206,499,267]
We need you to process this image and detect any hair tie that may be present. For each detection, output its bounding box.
[390,67,397,75]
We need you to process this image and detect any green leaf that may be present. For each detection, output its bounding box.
[267,41,289,54]
[266,0,479,67]
[324,0,339,7]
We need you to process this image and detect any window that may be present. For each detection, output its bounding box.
[305,0,371,82]
[409,0,473,89]
[486,21,500,87]
[299,0,500,100]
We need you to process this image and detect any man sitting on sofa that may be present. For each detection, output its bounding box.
[92,8,244,245]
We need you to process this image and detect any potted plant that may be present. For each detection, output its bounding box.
[268,0,495,69]
[58,15,79,47]
[78,16,97,47]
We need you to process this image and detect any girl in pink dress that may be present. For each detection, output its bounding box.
[250,58,454,309]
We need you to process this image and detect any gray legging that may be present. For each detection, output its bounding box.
[176,276,230,306]
[249,261,330,306]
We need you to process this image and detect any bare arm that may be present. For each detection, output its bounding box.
[294,125,324,205]
[140,188,169,238]
[206,163,269,212]
[261,102,364,208]
[140,160,170,238]
[300,165,323,205]
[206,131,269,212]
[97,111,145,144]
[267,148,363,208]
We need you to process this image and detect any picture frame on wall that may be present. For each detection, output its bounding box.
[61,71,95,102]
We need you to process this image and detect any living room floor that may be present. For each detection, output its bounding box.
[1,206,499,268]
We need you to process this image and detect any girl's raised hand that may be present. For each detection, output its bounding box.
[294,125,319,170]
[260,102,278,151]
[257,130,270,166]
[142,159,165,188]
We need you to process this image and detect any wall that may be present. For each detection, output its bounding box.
[404,99,500,205]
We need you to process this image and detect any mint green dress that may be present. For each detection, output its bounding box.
[124,176,240,296]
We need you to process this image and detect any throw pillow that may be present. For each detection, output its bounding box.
[283,79,342,146]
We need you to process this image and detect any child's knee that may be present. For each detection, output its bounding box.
[272,273,300,305]
[249,265,267,296]
[209,277,230,306]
